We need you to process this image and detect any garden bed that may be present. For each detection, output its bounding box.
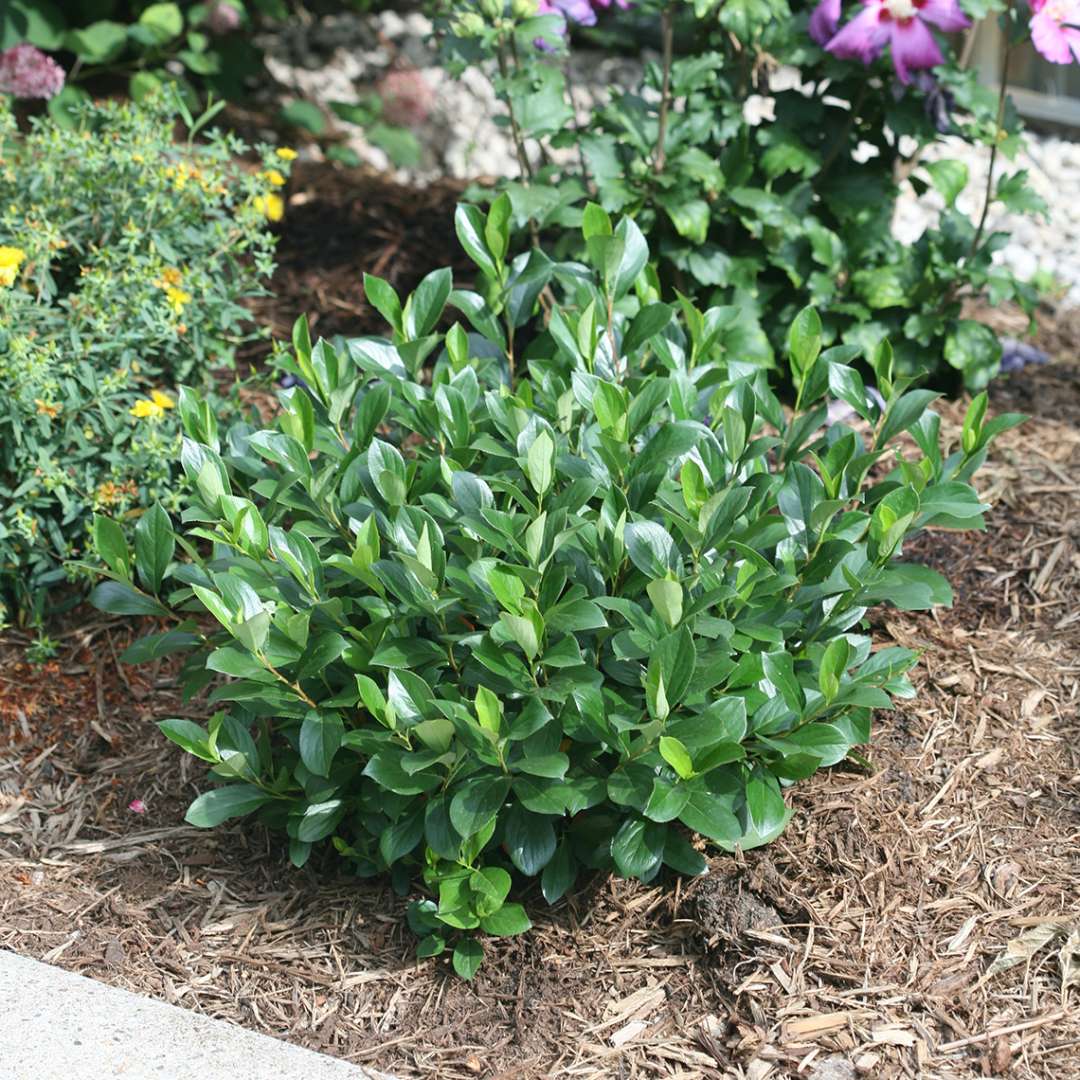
[239,161,471,350]
[2,341,1079,1079]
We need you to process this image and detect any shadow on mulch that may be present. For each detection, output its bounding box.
[240,161,475,357]
[3,371,1080,1074]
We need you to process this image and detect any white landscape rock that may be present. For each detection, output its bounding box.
[893,131,1078,307]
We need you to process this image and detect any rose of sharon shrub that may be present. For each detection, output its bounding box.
[441,0,1050,392]
[92,204,1020,977]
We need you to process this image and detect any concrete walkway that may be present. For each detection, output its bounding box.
[0,950,392,1080]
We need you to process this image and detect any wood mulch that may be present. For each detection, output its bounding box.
[240,160,473,353]
[3,212,1080,1077]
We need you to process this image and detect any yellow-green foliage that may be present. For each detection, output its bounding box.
[0,92,292,620]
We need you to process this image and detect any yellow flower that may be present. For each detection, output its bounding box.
[130,389,175,420]
[165,285,191,314]
[262,169,286,187]
[160,267,183,286]
[253,193,285,222]
[130,398,162,419]
[275,147,298,161]
[35,399,61,419]
[0,245,25,287]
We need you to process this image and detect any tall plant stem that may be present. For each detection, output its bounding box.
[497,42,534,184]
[563,59,593,193]
[497,38,541,256]
[653,6,674,174]
[819,82,868,178]
[966,25,1012,267]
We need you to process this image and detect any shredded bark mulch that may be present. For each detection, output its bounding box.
[240,161,473,354]
[3,308,1080,1075]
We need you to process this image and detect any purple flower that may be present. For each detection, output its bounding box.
[824,0,970,84]
[0,44,65,100]
[999,338,1049,374]
[809,0,843,45]
[903,70,955,132]
[539,0,598,25]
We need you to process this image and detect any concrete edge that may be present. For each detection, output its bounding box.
[0,949,395,1080]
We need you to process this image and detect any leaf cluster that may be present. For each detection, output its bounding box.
[0,93,287,620]
[91,206,1021,974]
[440,0,1045,390]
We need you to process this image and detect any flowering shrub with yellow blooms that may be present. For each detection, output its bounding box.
[0,91,291,622]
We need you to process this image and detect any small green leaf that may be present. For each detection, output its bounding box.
[479,902,531,936]
[449,775,510,837]
[134,504,174,594]
[185,784,271,828]
[526,431,555,496]
[646,578,683,629]
[788,306,822,379]
[475,686,503,734]
[819,638,850,703]
[137,3,183,43]
[611,817,666,880]
[658,736,694,780]
[452,938,484,979]
[280,100,326,135]
[299,710,345,777]
[159,719,217,763]
[93,514,130,580]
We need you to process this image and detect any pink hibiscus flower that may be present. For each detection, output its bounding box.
[1030,0,1080,64]
[824,0,970,84]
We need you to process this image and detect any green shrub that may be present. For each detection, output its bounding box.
[1,1,368,107]
[439,0,1047,391]
[0,92,290,620]
[91,201,1020,977]
[3,2,426,163]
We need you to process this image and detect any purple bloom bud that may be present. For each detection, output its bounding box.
[999,337,1049,373]
[809,0,842,45]
[0,44,65,100]
[908,71,955,133]
[538,0,598,27]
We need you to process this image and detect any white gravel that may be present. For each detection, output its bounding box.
[261,11,1079,309]
[261,10,644,182]
[894,133,1079,308]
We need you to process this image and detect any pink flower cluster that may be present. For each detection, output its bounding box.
[0,43,65,100]
[1031,0,1080,65]
[811,0,1079,79]
[375,68,435,128]
[203,1,242,35]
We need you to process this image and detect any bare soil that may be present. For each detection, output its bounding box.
[2,192,1080,1077]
